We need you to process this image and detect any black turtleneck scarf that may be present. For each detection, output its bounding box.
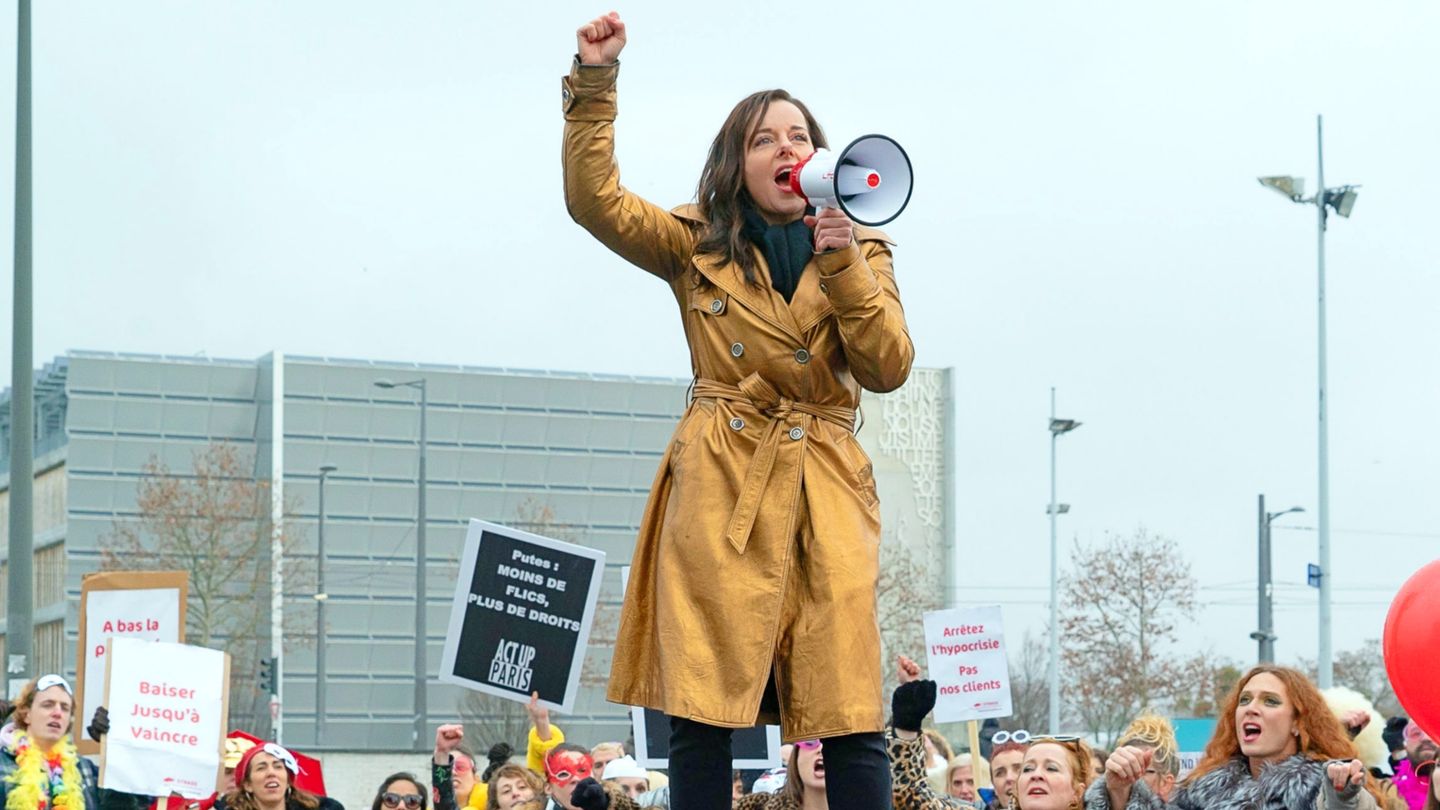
[740,202,814,303]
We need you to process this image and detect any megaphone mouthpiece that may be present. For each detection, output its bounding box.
[788,134,912,226]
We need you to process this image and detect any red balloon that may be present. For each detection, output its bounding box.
[1384,558,1440,739]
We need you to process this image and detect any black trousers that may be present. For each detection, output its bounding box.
[667,716,890,810]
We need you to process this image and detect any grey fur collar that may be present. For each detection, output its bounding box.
[1171,756,1327,810]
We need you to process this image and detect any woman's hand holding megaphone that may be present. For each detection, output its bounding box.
[805,207,855,252]
[577,11,627,65]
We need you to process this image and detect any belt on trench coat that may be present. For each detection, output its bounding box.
[691,373,857,555]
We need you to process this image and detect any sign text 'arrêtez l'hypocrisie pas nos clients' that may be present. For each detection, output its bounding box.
[440,520,605,714]
[923,605,1013,723]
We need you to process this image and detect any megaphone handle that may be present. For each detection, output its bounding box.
[813,198,839,215]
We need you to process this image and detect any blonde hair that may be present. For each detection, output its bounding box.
[947,753,992,787]
[591,742,626,761]
[1117,713,1180,776]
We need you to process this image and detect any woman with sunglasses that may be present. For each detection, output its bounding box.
[225,742,345,810]
[1085,665,1382,810]
[373,776,429,810]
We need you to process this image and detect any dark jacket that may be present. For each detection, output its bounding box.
[0,748,142,810]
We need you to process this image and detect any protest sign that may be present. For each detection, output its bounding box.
[923,605,1012,723]
[439,519,604,713]
[99,637,229,798]
[632,706,781,769]
[76,570,188,754]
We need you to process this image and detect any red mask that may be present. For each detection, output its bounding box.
[545,749,594,787]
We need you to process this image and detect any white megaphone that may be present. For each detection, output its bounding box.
[788,134,913,226]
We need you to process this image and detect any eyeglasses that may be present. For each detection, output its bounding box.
[795,740,822,751]
[382,794,423,809]
[451,756,473,774]
[991,730,1031,745]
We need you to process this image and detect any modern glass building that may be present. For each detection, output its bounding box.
[1,350,954,751]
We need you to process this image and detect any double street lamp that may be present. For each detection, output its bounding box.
[375,377,429,749]
[1258,114,1360,689]
[1250,495,1303,664]
[1047,388,1081,733]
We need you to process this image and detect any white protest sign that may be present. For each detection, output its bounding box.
[923,605,1012,723]
[81,584,184,750]
[439,520,605,713]
[99,637,229,798]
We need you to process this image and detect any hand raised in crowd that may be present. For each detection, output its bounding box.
[88,705,110,741]
[434,723,464,765]
[527,691,554,741]
[890,656,935,735]
[896,654,922,685]
[804,207,854,253]
[576,11,626,66]
[1104,745,1152,809]
[1340,709,1370,735]
[1326,759,1366,792]
[570,778,610,810]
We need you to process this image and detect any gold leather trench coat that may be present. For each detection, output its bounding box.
[562,60,914,742]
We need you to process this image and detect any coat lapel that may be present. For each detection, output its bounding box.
[693,251,803,343]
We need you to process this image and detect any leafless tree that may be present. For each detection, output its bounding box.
[1008,631,1051,731]
[1060,528,1198,744]
[1298,638,1400,715]
[876,539,944,696]
[101,442,312,735]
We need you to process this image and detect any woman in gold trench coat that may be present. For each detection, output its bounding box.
[563,13,913,810]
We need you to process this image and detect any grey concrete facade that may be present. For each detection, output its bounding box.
[1,350,953,753]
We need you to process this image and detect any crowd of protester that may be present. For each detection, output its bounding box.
[0,665,1431,810]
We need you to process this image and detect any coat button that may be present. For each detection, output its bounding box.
[789,427,805,441]
[729,417,745,431]
[794,348,811,364]
[710,299,724,314]
[731,342,744,357]
[819,282,829,294]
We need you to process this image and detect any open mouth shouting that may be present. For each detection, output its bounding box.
[1241,721,1263,744]
[773,166,795,193]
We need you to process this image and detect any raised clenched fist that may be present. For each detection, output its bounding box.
[577,12,626,66]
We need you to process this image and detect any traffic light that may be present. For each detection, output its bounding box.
[259,657,279,694]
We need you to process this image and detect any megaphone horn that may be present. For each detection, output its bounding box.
[789,134,913,227]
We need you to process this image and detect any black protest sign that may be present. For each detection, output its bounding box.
[631,706,781,769]
[440,520,605,712]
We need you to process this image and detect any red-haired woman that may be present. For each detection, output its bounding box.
[1085,665,1382,810]
[563,11,912,810]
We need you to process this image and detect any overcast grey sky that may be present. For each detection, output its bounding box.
[3,2,1438,676]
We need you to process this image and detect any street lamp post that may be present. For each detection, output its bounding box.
[1047,387,1081,733]
[315,464,337,745]
[375,378,429,749]
[1251,494,1303,664]
[1258,113,1359,689]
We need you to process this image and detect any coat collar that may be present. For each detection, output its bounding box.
[674,204,894,341]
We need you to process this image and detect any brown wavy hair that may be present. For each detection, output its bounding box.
[486,764,544,810]
[694,90,828,288]
[1188,665,1383,803]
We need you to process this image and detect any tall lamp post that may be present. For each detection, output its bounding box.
[315,464,337,745]
[375,378,429,749]
[1047,387,1081,733]
[1259,113,1359,688]
[1250,495,1303,664]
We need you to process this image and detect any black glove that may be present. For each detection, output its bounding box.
[1383,716,1408,754]
[891,679,937,732]
[570,779,609,810]
[87,705,110,741]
